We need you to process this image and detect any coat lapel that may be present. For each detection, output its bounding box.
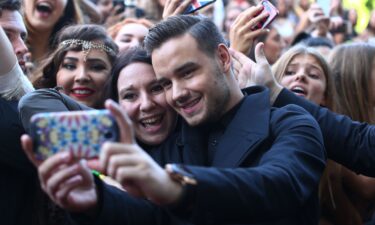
[212,87,271,167]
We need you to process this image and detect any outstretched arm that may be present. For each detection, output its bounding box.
[0,26,17,76]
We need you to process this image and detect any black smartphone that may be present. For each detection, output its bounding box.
[113,0,126,14]
[30,110,119,161]
[183,0,216,14]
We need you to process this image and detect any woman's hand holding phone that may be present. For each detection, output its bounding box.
[163,0,194,19]
[229,5,270,55]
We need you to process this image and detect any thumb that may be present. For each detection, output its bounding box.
[21,134,40,167]
[105,99,135,144]
[254,42,269,66]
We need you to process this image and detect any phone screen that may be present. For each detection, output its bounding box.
[183,0,216,14]
[316,0,330,16]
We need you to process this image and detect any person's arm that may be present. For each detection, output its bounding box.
[70,178,185,225]
[230,44,375,176]
[166,105,325,224]
[0,26,17,76]
[0,27,33,100]
[274,89,375,176]
[18,88,91,132]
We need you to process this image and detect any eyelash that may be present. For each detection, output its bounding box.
[62,63,76,70]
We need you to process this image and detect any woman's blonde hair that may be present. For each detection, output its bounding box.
[272,44,336,110]
[329,42,375,123]
[107,18,153,40]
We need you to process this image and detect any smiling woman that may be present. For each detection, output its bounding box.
[109,47,177,146]
[31,24,118,109]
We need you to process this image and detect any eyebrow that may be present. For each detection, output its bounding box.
[63,56,108,65]
[288,63,323,72]
[174,61,198,74]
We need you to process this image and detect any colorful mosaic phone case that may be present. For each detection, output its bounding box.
[30,110,119,161]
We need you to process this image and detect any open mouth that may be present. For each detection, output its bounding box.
[36,2,53,14]
[291,86,307,95]
[140,115,163,129]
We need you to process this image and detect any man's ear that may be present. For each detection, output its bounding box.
[217,44,231,73]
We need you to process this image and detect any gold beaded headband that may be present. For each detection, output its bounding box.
[59,39,115,60]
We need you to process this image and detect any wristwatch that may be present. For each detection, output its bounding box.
[165,164,197,186]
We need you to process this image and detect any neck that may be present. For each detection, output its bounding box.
[223,76,245,114]
[27,29,52,63]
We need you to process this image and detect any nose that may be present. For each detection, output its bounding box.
[171,82,189,105]
[140,93,155,112]
[74,66,91,83]
[14,37,28,60]
[295,71,307,82]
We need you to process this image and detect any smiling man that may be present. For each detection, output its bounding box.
[33,15,326,225]
[141,15,326,225]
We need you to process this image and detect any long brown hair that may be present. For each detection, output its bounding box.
[32,24,118,89]
[329,42,375,123]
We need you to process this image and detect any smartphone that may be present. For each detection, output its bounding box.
[113,0,126,14]
[124,0,136,7]
[316,0,330,16]
[183,0,216,14]
[252,0,279,30]
[30,110,119,161]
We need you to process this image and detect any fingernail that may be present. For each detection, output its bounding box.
[80,159,88,168]
[61,151,70,161]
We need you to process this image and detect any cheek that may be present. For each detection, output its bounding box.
[280,76,292,87]
[310,81,326,97]
[92,74,110,87]
[56,71,73,89]
[154,93,169,108]
[56,0,68,14]
[119,101,138,121]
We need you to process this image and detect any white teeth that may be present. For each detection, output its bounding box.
[37,2,52,12]
[141,115,162,126]
[73,90,92,95]
[291,86,306,94]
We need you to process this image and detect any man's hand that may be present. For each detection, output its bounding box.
[21,135,98,213]
[230,42,282,103]
[101,100,183,205]
[162,0,193,19]
[229,5,270,55]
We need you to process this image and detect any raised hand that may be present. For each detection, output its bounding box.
[162,0,193,19]
[100,100,183,205]
[230,42,282,103]
[229,5,270,55]
[21,135,98,213]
